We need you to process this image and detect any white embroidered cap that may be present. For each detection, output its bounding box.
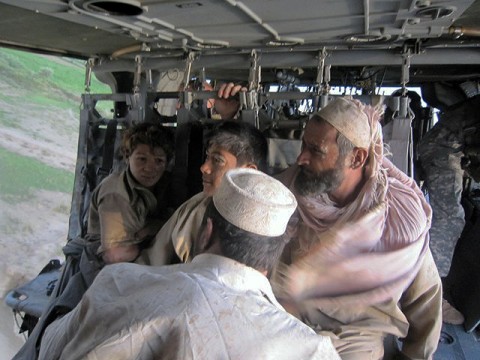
[313,97,371,149]
[213,168,297,237]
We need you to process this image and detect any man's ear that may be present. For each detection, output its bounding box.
[351,148,369,169]
[243,163,258,170]
[196,218,214,254]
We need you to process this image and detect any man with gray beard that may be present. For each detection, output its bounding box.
[294,133,353,197]
[273,97,443,360]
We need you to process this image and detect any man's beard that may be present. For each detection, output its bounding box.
[294,165,345,197]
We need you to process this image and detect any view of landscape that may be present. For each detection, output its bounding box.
[0,47,109,356]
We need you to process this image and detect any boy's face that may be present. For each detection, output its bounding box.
[128,144,167,189]
[200,145,238,197]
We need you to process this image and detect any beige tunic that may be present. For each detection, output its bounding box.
[88,166,171,252]
[294,250,442,360]
[138,192,210,265]
[39,255,341,360]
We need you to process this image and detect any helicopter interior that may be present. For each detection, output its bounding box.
[1,1,480,359]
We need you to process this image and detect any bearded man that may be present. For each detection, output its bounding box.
[273,97,442,360]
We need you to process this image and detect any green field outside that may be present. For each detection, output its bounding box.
[0,146,74,201]
[0,48,109,200]
[0,48,110,109]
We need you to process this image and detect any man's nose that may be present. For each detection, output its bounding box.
[144,159,154,171]
[144,158,159,171]
[200,160,211,174]
[296,149,310,166]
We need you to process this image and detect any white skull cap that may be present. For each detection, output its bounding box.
[313,97,371,149]
[213,168,297,237]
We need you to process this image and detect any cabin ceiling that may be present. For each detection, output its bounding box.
[1,0,480,86]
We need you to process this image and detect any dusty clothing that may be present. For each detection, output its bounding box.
[13,170,175,360]
[273,159,442,360]
[88,165,172,253]
[138,192,210,265]
[38,254,340,360]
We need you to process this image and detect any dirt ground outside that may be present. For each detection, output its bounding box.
[0,96,77,356]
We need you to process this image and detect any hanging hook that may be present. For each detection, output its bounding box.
[179,52,196,109]
[316,47,327,93]
[182,52,195,91]
[242,50,261,110]
[133,55,143,94]
[400,47,411,97]
[315,48,331,110]
[247,49,261,92]
[146,68,153,91]
[84,58,96,93]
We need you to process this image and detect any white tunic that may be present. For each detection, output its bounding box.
[39,254,339,360]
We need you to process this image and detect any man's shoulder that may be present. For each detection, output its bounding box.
[171,192,211,221]
[182,191,210,207]
[98,262,154,278]
[384,177,429,236]
[385,176,423,204]
[96,262,188,286]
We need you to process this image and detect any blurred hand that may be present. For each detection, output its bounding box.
[102,245,140,264]
[214,82,248,120]
[217,82,247,99]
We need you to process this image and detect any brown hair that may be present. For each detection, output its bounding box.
[122,122,174,160]
[205,121,268,172]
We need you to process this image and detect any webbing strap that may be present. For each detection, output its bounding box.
[97,119,118,176]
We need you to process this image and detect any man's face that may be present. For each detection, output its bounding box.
[294,119,347,196]
[200,145,239,196]
[129,144,167,189]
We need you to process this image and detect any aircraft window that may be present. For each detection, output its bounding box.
[94,100,116,119]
